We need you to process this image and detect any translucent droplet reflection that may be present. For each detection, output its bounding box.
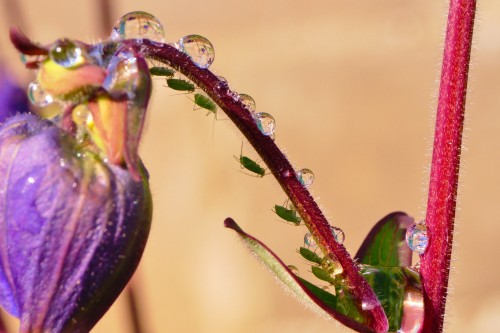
[239,94,256,113]
[406,221,428,255]
[111,11,165,42]
[28,82,54,107]
[321,255,343,276]
[49,39,85,68]
[179,35,215,69]
[253,112,275,136]
[296,168,314,187]
[304,232,317,250]
[330,225,345,244]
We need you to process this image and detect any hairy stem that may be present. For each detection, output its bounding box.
[131,41,388,331]
[420,0,476,332]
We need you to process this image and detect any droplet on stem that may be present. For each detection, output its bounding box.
[111,11,165,42]
[304,232,317,250]
[406,221,428,255]
[27,82,54,107]
[296,168,314,187]
[287,265,299,276]
[239,94,256,113]
[330,225,345,244]
[179,35,215,69]
[253,112,275,136]
[321,255,343,276]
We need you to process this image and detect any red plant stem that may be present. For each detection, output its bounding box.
[133,41,388,331]
[420,1,476,332]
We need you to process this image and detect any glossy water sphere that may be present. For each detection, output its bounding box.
[304,232,317,250]
[253,112,275,136]
[239,94,256,113]
[27,81,53,107]
[330,225,345,245]
[49,39,85,68]
[179,35,215,69]
[296,168,314,187]
[406,222,428,255]
[111,11,166,42]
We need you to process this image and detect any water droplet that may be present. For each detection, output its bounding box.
[406,221,428,255]
[179,35,215,69]
[111,11,165,42]
[321,255,343,276]
[103,51,139,96]
[304,232,317,250]
[330,225,345,244]
[240,94,256,113]
[296,168,314,187]
[287,265,299,276]
[49,39,85,68]
[253,112,275,136]
[27,81,53,107]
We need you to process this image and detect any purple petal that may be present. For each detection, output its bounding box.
[0,67,30,123]
[0,114,151,332]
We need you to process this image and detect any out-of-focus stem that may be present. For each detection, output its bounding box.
[0,309,8,333]
[126,283,144,333]
[421,0,476,332]
[132,41,388,332]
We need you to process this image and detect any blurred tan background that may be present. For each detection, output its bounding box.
[1,0,499,332]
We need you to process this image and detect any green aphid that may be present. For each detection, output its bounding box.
[166,78,195,92]
[194,93,217,115]
[311,266,335,284]
[237,155,266,177]
[274,204,301,225]
[299,247,322,265]
[149,66,175,77]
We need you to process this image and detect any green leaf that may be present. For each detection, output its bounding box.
[355,212,414,267]
[224,218,376,333]
[298,247,322,265]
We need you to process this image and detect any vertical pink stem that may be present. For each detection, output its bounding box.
[421,0,476,332]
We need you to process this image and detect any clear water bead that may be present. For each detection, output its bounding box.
[253,112,275,136]
[296,168,314,187]
[321,255,343,276]
[304,232,317,250]
[49,39,85,68]
[240,94,256,113]
[27,82,53,107]
[406,221,428,255]
[330,226,345,244]
[179,35,215,69]
[111,11,165,42]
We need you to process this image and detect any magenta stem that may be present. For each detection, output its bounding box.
[420,1,476,332]
[134,41,388,331]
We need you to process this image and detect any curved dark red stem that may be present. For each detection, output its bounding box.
[420,1,476,332]
[132,41,388,332]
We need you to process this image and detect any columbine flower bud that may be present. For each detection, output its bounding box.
[0,114,152,332]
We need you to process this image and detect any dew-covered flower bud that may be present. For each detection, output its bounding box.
[0,114,152,332]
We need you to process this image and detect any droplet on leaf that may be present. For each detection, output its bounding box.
[253,112,275,136]
[287,265,299,276]
[296,168,314,187]
[179,34,215,69]
[406,221,428,255]
[27,81,53,107]
[111,11,165,42]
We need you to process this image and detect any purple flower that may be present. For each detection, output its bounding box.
[0,67,29,123]
[0,114,152,332]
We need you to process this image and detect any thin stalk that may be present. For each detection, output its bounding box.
[126,283,144,333]
[132,41,388,331]
[0,309,8,333]
[421,0,476,332]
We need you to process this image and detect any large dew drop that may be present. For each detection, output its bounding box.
[27,82,54,107]
[179,35,215,69]
[239,94,256,113]
[406,221,428,255]
[296,168,314,187]
[253,112,275,136]
[321,255,343,276]
[49,39,85,68]
[111,11,165,42]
